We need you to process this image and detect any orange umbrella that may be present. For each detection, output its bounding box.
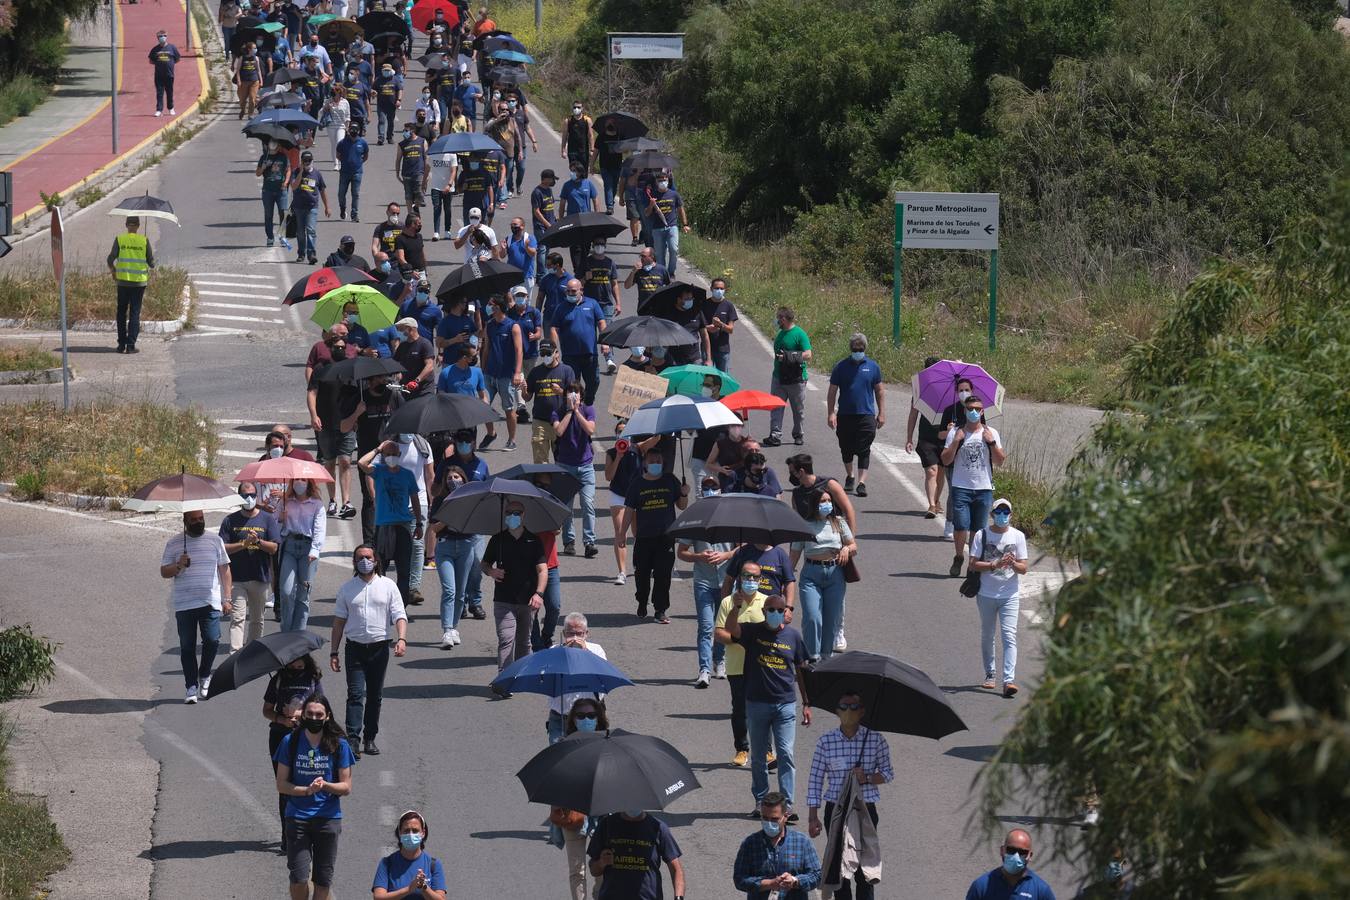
[720,389,786,414]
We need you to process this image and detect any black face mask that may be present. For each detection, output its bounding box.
[186,521,206,537]
[301,718,325,733]
[788,473,800,487]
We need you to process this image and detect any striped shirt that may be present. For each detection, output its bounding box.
[806,726,894,807]
[160,533,229,612]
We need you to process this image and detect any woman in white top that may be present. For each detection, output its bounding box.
[279,479,328,632]
[968,497,1028,698]
[323,87,351,172]
[789,492,857,663]
[414,86,441,129]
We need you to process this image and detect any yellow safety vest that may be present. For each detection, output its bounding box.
[115,232,150,283]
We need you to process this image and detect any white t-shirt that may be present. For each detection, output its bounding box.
[970,526,1028,600]
[428,152,457,193]
[549,641,608,716]
[945,425,1001,491]
[334,575,408,643]
[161,532,230,612]
[456,223,498,262]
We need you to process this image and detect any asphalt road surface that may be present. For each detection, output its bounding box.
[2,75,1087,899]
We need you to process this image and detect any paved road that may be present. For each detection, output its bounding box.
[2,65,1089,899]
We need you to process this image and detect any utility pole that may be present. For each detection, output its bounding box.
[110,0,119,153]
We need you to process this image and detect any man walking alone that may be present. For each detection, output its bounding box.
[107,215,155,354]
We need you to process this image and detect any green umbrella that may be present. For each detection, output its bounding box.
[255,20,284,33]
[659,364,741,398]
[311,285,400,332]
[307,13,337,26]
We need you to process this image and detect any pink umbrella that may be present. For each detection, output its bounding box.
[235,457,335,484]
[123,472,244,513]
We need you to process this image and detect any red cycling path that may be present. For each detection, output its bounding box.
[3,0,208,226]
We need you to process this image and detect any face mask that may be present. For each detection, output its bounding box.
[761,820,782,837]
[403,130,412,139]
[680,298,694,310]
[566,392,580,405]
[1002,852,1028,876]
[642,262,654,272]
[819,502,833,518]
[345,312,359,325]
[739,578,759,595]
[456,441,474,456]
[992,512,1011,526]
[388,214,400,225]
[383,69,394,77]
[966,409,982,423]
[269,446,284,459]
[293,480,309,495]
[574,716,598,732]
[851,350,866,362]
[186,521,206,537]
[422,90,430,98]
[703,488,721,498]
[701,385,715,398]
[657,180,669,191]
[380,260,392,274]
[642,462,662,477]
[158,36,167,44]
[241,495,258,511]
[788,472,801,487]
[711,288,725,299]
[1106,861,1124,881]
[505,512,523,529]
[572,107,582,117]
[957,390,972,402]
[398,832,423,851]
[764,609,786,628]
[356,557,376,574]
[567,292,582,304]
[384,455,402,468]
[592,244,606,256]
[508,100,517,108]
[302,717,325,734]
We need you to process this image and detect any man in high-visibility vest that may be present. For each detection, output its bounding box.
[106,216,156,354]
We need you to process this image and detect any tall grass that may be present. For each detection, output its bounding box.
[0,73,51,128]
[0,346,61,373]
[0,713,70,897]
[0,267,189,324]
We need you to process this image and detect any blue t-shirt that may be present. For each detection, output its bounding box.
[399,297,443,342]
[372,463,419,524]
[536,269,573,321]
[649,188,683,227]
[586,813,682,900]
[454,81,482,118]
[367,324,400,358]
[559,176,597,216]
[736,621,808,704]
[512,305,543,358]
[965,868,1057,900]
[830,357,882,416]
[272,733,355,820]
[336,136,368,173]
[290,166,326,210]
[547,297,605,357]
[484,315,520,378]
[505,232,537,280]
[372,851,447,897]
[217,509,280,583]
[727,544,796,597]
[375,73,404,105]
[438,363,486,396]
[435,453,489,485]
[435,309,479,363]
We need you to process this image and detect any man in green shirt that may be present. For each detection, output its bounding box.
[766,306,811,447]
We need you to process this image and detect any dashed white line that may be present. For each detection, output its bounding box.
[200,301,284,312]
[191,280,280,288]
[194,272,277,280]
[198,289,277,300]
[198,313,285,324]
[378,770,396,788]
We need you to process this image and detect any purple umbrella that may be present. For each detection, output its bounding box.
[911,359,1005,424]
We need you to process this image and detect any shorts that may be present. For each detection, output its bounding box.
[625,188,643,222]
[835,413,877,467]
[316,426,357,462]
[916,439,943,468]
[950,485,993,532]
[485,374,519,414]
[285,816,341,886]
[608,490,626,509]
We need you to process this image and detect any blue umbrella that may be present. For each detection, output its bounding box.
[243,108,320,131]
[430,476,569,535]
[428,132,505,155]
[491,645,634,698]
[490,49,535,64]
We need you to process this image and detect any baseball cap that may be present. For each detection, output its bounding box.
[339,234,355,245]
[395,317,420,330]
[539,339,557,356]
[468,207,482,219]
[509,285,528,298]
[540,168,556,180]
[992,497,1012,512]
[300,150,313,162]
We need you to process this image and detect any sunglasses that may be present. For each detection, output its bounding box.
[1004,847,1031,858]
[240,493,258,499]
[573,712,597,720]
[836,702,863,711]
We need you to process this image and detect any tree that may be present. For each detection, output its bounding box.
[980,180,1350,897]
[0,0,102,81]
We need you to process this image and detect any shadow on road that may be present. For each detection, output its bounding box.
[470,829,546,842]
[139,839,275,859]
[398,654,496,670]
[382,682,487,700]
[42,697,171,714]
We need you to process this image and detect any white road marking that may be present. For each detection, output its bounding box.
[378,770,396,787]
[194,272,277,280]
[198,313,285,324]
[191,280,280,288]
[200,301,283,312]
[379,804,398,826]
[197,289,277,300]
[218,448,268,458]
[187,325,250,335]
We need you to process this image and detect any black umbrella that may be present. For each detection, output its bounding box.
[804,651,968,740]
[613,136,668,154]
[638,281,707,318]
[248,122,298,146]
[318,355,405,384]
[257,90,307,111]
[594,111,647,141]
[205,630,325,699]
[497,463,582,505]
[231,27,278,55]
[516,729,700,816]
[598,315,699,350]
[109,193,179,225]
[624,150,678,173]
[368,30,407,50]
[382,393,497,437]
[356,9,406,37]
[435,258,526,303]
[265,66,308,87]
[536,212,625,250]
[238,14,263,30]
[486,65,529,85]
[666,494,815,546]
[418,52,454,69]
[431,477,570,535]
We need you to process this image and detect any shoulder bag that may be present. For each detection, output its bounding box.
[958,528,990,598]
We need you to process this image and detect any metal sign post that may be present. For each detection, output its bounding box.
[110,0,118,154]
[185,0,193,52]
[605,32,684,108]
[892,191,1000,350]
[50,206,70,410]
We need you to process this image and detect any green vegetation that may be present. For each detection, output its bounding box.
[981,182,1350,895]
[0,267,190,325]
[0,73,51,128]
[0,0,102,130]
[0,346,61,373]
[0,400,219,499]
[0,625,56,704]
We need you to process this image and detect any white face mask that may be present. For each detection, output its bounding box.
[957,390,972,402]
[566,392,580,405]
[355,557,376,574]
[389,214,400,225]
[269,446,284,459]
[241,495,258,511]
[292,480,308,495]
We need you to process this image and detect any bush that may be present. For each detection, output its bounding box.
[0,625,56,703]
[0,267,189,324]
[0,713,70,897]
[0,73,51,127]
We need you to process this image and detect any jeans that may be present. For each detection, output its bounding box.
[431,189,454,234]
[115,283,145,350]
[262,187,288,241]
[559,462,596,548]
[294,205,318,260]
[693,581,727,674]
[284,817,341,887]
[748,699,797,807]
[950,486,993,533]
[531,566,561,651]
[514,146,528,191]
[978,593,1020,684]
[546,709,566,745]
[174,606,220,688]
[600,166,621,211]
[652,224,679,275]
[494,602,533,671]
[799,560,847,661]
[435,536,477,630]
[824,802,880,900]
[154,71,175,111]
[228,579,270,651]
[728,674,749,751]
[711,345,731,375]
[337,168,362,217]
[468,534,486,607]
[769,375,806,441]
[377,520,414,603]
[502,157,517,199]
[633,536,676,615]
[562,353,600,406]
[377,102,397,141]
[279,535,318,632]
[344,638,390,742]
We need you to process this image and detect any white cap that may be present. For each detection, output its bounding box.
[509,284,528,297]
[395,317,420,330]
[468,207,482,218]
[992,497,1012,512]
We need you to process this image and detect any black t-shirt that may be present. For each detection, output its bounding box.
[606,445,640,497]
[483,529,545,604]
[690,426,725,463]
[666,306,705,364]
[394,232,426,270]
[624,474,683,539]
[525,361,574,419]
[587,813,682,900]
[597,137,624,170]
[263,669,321,733]
[373,222,402,256]
[702,298,738,353]
[357,384,404,452]
[394,337,435,395]
[309,364,360,423]
[939,401,966,442]
[791,475,837,522]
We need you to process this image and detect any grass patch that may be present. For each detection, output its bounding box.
[0,400,219,499]
[0,73,52,128]
[0,715,69,896]
[74,185,106,208]
[0,346,61,373]
[0,267,189,325]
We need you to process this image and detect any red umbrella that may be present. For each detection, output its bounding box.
[411,0,459,33]
[123,472,244,513]
[720,389,786,414]
[282,266,376,306]
[236,457,335,484]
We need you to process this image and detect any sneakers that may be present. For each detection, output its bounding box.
[855,482,868,498]
[490,684,513,700]
[199,675,211,699]
[328,500,338,516]
[441,629,455,649]
[712,660,727,679]
[338,209,346,220]
[793,436,804,445]
[943,520,955,539]
[833,634,847,653]
[504,439,517,451]
[563,542,576,556]
[265,596,275,609]
[786,810,800,824]
[695,670,710,689]
[584,544,598,559]
[155,109,163,117]
[613,572,626,586]
[266,238,275,248]
[605,206,615,216]
[844,475,856,491]
[185,685,199,704]
[516,406,530,423]
[766,752,777,771]
[478,433,496,451]
[351,213,359,223]
[338,503,356,519]
[655,613,671,625]
[762,435,782,447]
[950,554,965,577]
[168,108,176,115]
[732,750,749,767]
[408,589,425,606]
[468,604,487,620]
[605,358,617,374]
[449,628,461,646]
[307,256,318,266]
[981,677,997,690]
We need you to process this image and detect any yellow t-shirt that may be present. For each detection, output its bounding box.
[714,591,766,676]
